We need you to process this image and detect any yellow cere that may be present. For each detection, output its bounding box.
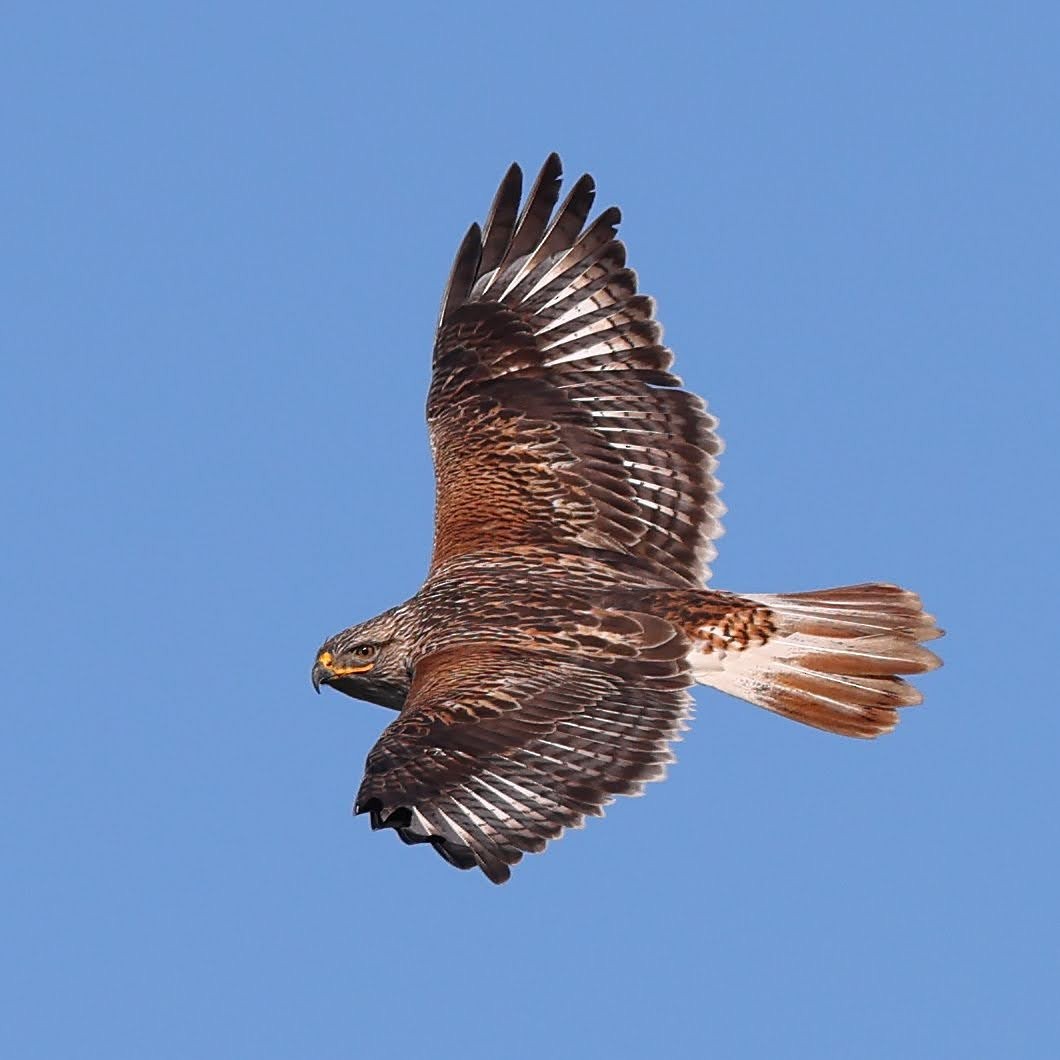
[317,650,333,667]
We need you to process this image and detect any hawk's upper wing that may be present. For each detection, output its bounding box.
[354,632,691,883]
[427,154,724,586]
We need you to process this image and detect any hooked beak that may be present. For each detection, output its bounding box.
[311,659,332,694]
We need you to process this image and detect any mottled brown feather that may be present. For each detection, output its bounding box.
[427,155,724,586]
[355,636,692,883]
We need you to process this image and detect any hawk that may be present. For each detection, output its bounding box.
[311,154,942,883]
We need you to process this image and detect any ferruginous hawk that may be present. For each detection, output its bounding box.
[311,154,942,883]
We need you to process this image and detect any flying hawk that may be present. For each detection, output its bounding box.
[311,154,942,883]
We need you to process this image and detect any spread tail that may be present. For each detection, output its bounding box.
[689,583,943,738]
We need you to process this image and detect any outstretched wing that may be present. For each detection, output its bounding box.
[427,154,724,587]
[354,633,692,883]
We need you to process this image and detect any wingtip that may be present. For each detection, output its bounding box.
[438,221,484,326]
[482,861,512,885]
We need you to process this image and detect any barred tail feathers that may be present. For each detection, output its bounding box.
[690,584,943,738]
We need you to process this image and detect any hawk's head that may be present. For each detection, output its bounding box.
[311,608,411,710]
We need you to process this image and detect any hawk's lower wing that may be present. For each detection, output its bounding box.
[354,637,691,883]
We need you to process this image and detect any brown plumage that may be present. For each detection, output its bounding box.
[311,154,943,883]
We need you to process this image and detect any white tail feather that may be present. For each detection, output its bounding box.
[691,584,942,738]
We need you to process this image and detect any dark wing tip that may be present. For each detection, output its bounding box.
[438,154,608,327]
[536,152,565,203]
[354,795,383,820]
[438,221,482,326]
[356,796,513,883]
[574,171,595,198]
[541,150,563,177]
[479,163,524,276]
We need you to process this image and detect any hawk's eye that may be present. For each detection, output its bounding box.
[353,644,377,659]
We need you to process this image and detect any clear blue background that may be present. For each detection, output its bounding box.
[4,4,1057,1057]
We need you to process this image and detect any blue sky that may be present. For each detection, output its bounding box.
[3,4,1058,1057]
